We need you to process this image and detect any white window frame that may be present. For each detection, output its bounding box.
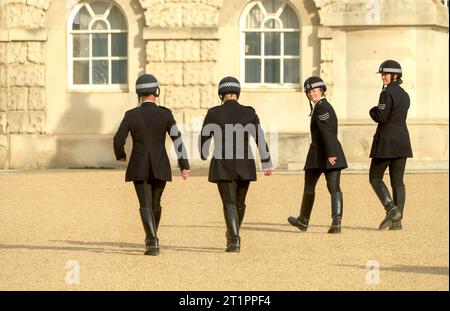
[67,1,129,91]
[240,1,301,89]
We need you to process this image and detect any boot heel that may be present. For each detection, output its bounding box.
[226,238,240,253]
[287,216,308,232]
[145,239,160,256]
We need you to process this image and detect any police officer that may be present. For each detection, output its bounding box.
[199,76,273,252]
[288,77,347,234]
[114,74,190,256]
[369,60,413,230]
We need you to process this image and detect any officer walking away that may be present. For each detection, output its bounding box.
[114,74,191,256]
[369,60,413,230]
[288,77,347,234]
[199,77,273,253]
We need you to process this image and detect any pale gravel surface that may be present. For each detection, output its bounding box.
[0,170,448,291]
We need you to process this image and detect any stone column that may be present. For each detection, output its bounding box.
[0,0,50,169]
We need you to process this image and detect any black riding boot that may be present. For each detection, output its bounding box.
[154,208,161,232]
[288,192,315,232]
[237,204,246,227]
[370,178,401,230]
[139,207,160,256]
[328,192,343,234]
[390,186,405,230]
[226,204,246,245]
[223,204,240,253]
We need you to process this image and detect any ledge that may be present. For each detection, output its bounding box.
[143,27,219,40]
[0,29,47,42]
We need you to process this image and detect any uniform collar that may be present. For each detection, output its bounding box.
[312,96,326,110]
[384,80,400,89]
[223,99,239,105]
[141,101,157,106]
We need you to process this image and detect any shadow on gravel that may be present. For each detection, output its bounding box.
[337,263,449,276]
[164,223,313,234]
[52,240,224,254]
[0,242,142,256]
[0,240,224,255]
[233,222,379,232]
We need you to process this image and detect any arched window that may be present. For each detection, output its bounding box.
[240,1,300,87]
[68,1,128,90]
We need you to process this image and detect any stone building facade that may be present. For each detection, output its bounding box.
[0,0,448,170]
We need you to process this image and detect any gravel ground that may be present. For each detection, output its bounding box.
[0,170,448,291]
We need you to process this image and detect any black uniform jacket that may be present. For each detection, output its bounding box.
[199,100,272,183]
[369,81,413,159]
[304,98,347,171]
[114,101,190,182]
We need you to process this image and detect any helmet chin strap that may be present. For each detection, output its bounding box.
[306,94,313,116]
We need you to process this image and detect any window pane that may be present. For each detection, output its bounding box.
[108,6,126,30]
[284,32,300,55]
[263,19,281,29]
[73,34,90,57]
[89,1,109,15]
[246,4,263,29]
[112,60,127,84]
[92,60,109,84]
[245,59,261,83]
[261,0,284,14]
[91,20,108,31]
[264,32,281,55]
[280,5,299,28]
[72,6,92,30]
[73,61,89,84]
[284,59,300,84]
[245,33,261,56]
[92,33,108,57]
[111,33,127,57]
[264,59,280,83]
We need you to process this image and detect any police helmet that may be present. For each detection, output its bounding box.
[377,60,402,78]
[303,76,327,93]
[135,74,160,97]
[218,76,241,100]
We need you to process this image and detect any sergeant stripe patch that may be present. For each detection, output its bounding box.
[378,103,386,110]
[317,112,330,121]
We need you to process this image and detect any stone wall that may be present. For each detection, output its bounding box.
[0,0,50,168]
[140,0,222,126]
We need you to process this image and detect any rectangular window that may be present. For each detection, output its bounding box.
[264,32,281,56]
[92,60,109,84]
[111,33,128,57]
[112,60,128,84]
[264,59,280,83]
[284,59,300,84]
[245,59,262,83]
[245,33,261,56]
[73,61,89,84]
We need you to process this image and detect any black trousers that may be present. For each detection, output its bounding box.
[217,180,250,208]
[133,179,166,211]
[369,158,406,188]
[304,169,341,195]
